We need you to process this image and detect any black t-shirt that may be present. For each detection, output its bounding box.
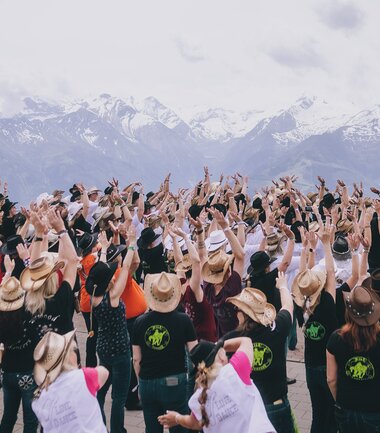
[27,281,75,345]
[327,330,380,412]
[302,291,337,367]
[0,308,34,373]
[132,310,196,379]
[138,243,167,275]
[368,214,380,271]
[250,268,282,312]
[224,310,291,404]
[336,283,350,327]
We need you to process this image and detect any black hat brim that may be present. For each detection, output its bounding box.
[137,233,160,249]
[107,244,126,262]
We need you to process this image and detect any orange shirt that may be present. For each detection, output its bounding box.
[79,254,96,313]
[115,268,148,319]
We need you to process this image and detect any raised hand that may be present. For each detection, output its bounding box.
[276,271,288,289]
[16,243,30,261]
[98,231,111,250]
[4,255,15,274]
[46,208,65,233]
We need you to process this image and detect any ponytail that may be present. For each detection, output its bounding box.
[195,362,211,427]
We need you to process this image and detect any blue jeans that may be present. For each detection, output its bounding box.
[97,352,131,433]
[139,373,188,433]
[265,396,296,433]
[0,371,38,433]
[335,404,380,433]
[306,365,336,433]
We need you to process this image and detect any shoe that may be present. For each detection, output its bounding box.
[287,377,296,385]
[125,401,143,411]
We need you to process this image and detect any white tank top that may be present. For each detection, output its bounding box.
[189,364,275,433]
[32,369,107,433]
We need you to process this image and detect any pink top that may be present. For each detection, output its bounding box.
[230,351,252,385]
[83,368,100,396]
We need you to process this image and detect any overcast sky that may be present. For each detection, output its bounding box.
[0,0,379,115]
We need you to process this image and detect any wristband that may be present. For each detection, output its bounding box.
[237,221,245,226]
[196,229,203,234]
[57,229,68,237]
[128,245,135,251]
[34,237,43,242]
[23,257,31,267]
[363,248,370,253]
[288,236,295,241]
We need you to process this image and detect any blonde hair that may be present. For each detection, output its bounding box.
[61,341,78,372]
[195,360,222,427]
[25,273,59,315]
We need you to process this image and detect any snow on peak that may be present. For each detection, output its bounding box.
[140,96,184,130]
[343,105,380,141]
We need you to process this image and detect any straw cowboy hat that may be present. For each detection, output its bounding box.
[20,255,64,292]
[91,207,114,232]
[344,286,380,326]
[205,230,228,252]
[144,272,182,313]
[0,277,25,311]
[175,255,192,273]
[33,330,76,390]
[308,221,320,233]
[292,269,326,309]
[266,232,287,253]
[201,250,234,285]
[336,218,354,234]
[227,288,276,327]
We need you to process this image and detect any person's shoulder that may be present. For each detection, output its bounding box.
[327,329,342,352]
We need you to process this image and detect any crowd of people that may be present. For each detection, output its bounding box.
[0,170,379,433]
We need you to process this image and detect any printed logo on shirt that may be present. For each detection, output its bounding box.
[304,321,326,341]
[144,325,170,350]
[345,356,375,381]
[252,342,273,372]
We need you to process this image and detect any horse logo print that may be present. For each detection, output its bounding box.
[145,325,170,351]
[345,356,375,381]
[304,321,326,341]
[252,342,273,372]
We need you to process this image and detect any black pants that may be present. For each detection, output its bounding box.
[82,311,98,368]
[306,365,336,433]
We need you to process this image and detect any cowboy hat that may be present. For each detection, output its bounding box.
[266,232,286,253]
[105,243,126,262]
[344,286,380,326]
[0,277,25,311]
[67,202,83,222]
[20,255,65,292]
[308,221,320,233]
[336,218,354,234]
[78,232,99,257]
[190,340,225,371]
[201,250,234,285]
[0,235,24,256]
[174,255,192,273]
[247,251,275,276]
[33,330,76,389]
[144,272,181,313]
[85,261,118,297]
[292,269,326,308]
[137,227,160,249]
[205,230,228,252]
[332,235,350,258]
[91,207,114,232]
[227,288,276,327]
[164,235,186,251]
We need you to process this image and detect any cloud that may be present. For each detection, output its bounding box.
[0,82,26,117]
[267,41,325,70]
[175,38,205,63]
[317,1,365,30]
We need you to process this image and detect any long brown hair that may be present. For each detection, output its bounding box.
[195,361,221,427]
[339,314,380,352]
[236,311,262,334]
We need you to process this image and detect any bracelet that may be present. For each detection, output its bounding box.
[57,229,68,237]
[365,225,371,229]
[128,245,135,251]
[23,257,31,267]
[223,227,231,233]
[196,229,203,234]
[175,414,181,425]
[34,237,43,242]
[237,221,245,226]
[363,248,370,253]
[198,241,205,249]
[288,236,295,241]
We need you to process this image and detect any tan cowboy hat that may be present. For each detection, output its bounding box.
[144,272,181,313]
[227,288,276,327]
[307,192,318,203]
[33,330,76,389]
[308,221,320,233]
[0,277,25,311]
[336,218,354,234]
[266,232,286,253]
[20,255,64,292]
[175,255,192,273]
[292,269,326,308]
[91,207,114,231]
[201,250,234,285]
[344,286,380,326]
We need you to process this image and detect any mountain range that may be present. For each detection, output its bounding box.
[0,94,379,203]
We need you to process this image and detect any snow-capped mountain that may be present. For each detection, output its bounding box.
[0,94,379,203]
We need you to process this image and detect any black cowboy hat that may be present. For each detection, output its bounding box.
[1,201,17,215]
[85,261,118,297]
[137,227,160,249]
[104,186,114,195]
[188,204,204,220]
[322,193,335,210]
[247,251,275,276]
[78,233,98,257]
[69,184,78,195]
[0,235,24,256]
[332,235,350,257]
[132,191,140,203]
[362,268,380,296]
[144,201,154,213]
[104,243,126,262]
[290,221,306,244]
[190,340,224,371]
[14,213,27,230]
[70,190,81,202]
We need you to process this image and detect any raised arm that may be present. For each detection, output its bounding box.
[318,219,336,301]
[109,225,136,304]
[277,222,295,273]
[276,271,294,318]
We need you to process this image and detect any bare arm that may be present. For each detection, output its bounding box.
[276,272,294,317]
[326,350,338,400]
[277,222,295,273]
[223,336,254,366]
